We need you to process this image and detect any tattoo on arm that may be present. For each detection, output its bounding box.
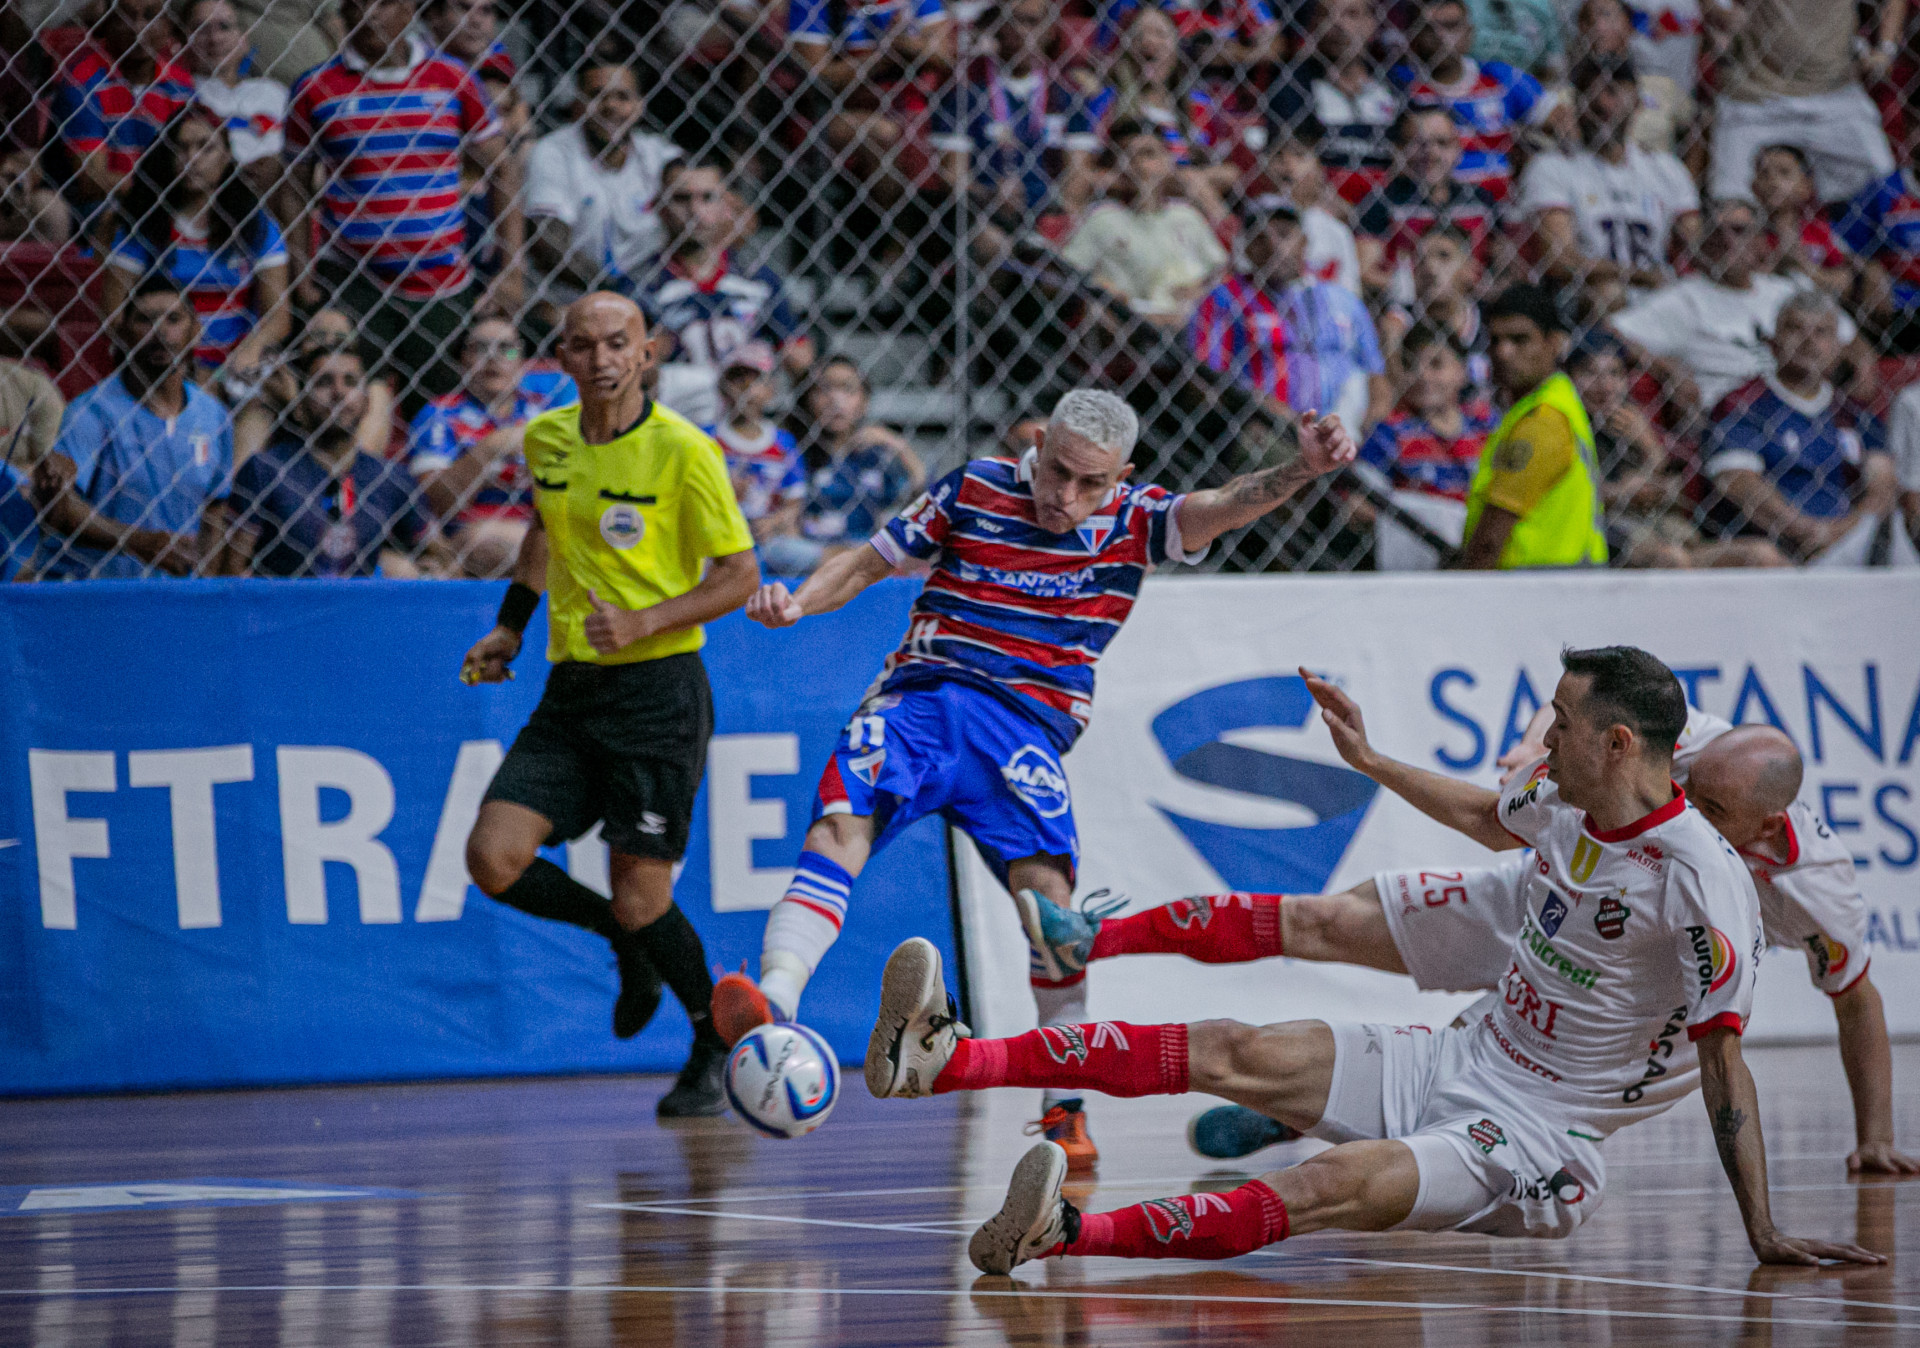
[1712,1104,1747,1175]
[1221,461,1310,508]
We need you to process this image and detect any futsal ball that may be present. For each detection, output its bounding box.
[725,1022,840,1139]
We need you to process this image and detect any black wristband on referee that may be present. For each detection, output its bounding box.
[496,582,540,635]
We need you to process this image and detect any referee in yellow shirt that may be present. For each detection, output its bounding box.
[460,293,759,1117]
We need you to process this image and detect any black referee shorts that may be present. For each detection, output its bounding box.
[483,652,713,860]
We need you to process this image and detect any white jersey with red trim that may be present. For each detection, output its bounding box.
[1670,708,1870,996]
[1485,760,1762,1133]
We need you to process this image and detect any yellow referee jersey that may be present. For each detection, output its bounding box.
[524,400,755,666]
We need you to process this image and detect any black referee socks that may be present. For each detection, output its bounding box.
[490,859,622,940]
[624,904,724,1046]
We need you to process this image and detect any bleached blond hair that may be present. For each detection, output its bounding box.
[1046,389,1139,458]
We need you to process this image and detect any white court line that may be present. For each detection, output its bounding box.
[0,1281,1909,1330]
[1267,1251,1920,1315]
[1613,1182,1912,1197]
[596,1176,1215,1207]
[608,1193,1918,1318]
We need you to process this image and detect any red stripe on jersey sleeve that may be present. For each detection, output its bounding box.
[1685,1012,1746,1041]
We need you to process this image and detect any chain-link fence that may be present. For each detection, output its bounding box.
[0,0,1916,580]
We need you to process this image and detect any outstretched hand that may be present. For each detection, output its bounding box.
[1297,410,1359,477]
[747,581,805,628]
[584,589,651,655]
[1750,1229,1886,1266]
[1848,1142,1920,1176]
[1301,667,1376,774]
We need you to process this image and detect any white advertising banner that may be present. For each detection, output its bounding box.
[957,570,1920,1044]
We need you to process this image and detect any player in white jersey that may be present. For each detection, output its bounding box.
[1026,700,1918,1173]
[866,648,1880,1272]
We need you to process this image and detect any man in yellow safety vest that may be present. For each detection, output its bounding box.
[1459,284,1609,568]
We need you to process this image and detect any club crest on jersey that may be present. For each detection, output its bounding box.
[1538,892,1568,938]
[599,503,644,549]
[848,749,885,787]
[1076,513,1117,552]
[1468,1119,1507,1154]
[1689,925,1736,993]
[1805,934,1849,982]
[1002,745,1071,818]
[1594,896,1631,940]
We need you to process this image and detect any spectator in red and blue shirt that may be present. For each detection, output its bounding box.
[105,110,289,378]
[1359,321,1496,502]
[1354,104,1501,292]
[407,313,576,575]
[1096,0,1281,66]
[231,343,433,578]
[1390,0,1549,201]
[50,0,196,226]
[703,342,810,572]
[1705,290,1898,563]
[1191,198,1390,431]
[930,0,1103,220]
[1841,146,1920,353]
[1267,0,1402,206]
[285,0,521,408]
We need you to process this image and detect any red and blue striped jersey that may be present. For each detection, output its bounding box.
[1188,274,1288,403]
[107,213,289,366]
[52,42,195,180]
[287,36,500,300]
[1388,58,1545,200]
[405,365,578,522]
[1358,403,1498,501]
[1839,168,1920,296]
[868,452,1199,748]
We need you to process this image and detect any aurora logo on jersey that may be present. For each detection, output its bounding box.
[1688,924,1736,993]
[1468,1119,1507,1154]
[1149,676,1379,893]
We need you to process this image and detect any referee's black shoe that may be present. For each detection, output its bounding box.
[657,1037,728,1118]
[612,936,664,1040]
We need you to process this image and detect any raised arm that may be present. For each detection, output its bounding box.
[1173,412,1357,552]
[1695,1026,1885,1265]
[1831,976,1920,1174]
[746,540,897,627]
[1303,669,1523,853]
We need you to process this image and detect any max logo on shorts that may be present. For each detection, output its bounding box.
[1468,1119,1507,1154]
[1002,745,1071,818]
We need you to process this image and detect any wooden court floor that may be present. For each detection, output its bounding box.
[4,1042,1919,1346]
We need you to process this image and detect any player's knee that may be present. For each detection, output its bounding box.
[805,812,869,861]
[1188,1019,1278,1094]
[1282,893,1345,961]
[466,830,532,896]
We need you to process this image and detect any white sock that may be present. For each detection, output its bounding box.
[755,851,855,1019]
[1032,976,1089,1109]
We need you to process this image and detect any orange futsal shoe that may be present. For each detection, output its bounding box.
[711,972,775,1047]
[1028,1100,1098,1172]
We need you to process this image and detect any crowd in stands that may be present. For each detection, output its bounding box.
[0,0,1918,581]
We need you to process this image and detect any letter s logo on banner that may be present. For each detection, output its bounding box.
[1148,676,1380,893]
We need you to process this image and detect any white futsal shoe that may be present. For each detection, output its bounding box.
[969,1142,1076,1275]
[866,937,968,1099]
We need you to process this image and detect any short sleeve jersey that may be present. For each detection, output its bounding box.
[1479,403,1577,518]
[787,0,947,50]
[1671,709,1871,996]
[406,366,578,523]
[1488,760,1762,1132]
[639,254,802,371]
[707,420,805,522]
[52,41,195,183]
[1518,143,1699,277]
[523,400,755,666]
[867,449,1202,749]
[286,36,500,300]
[108,214,289,366]
[230,435,430,577]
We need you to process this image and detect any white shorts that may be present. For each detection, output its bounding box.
[1710,85,1896,203]
[1312,1019,1606,1239]
[1375,857,1531,993]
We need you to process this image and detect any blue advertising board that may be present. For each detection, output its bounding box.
[0,579,954,1094]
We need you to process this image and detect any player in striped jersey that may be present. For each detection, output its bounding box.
[710,389,1355,1164]
[284,0,520,404]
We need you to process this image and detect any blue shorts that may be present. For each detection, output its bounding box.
[813,682,1079,885]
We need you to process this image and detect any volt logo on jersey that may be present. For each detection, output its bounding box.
[1002,745,1071,818]
[1149,676,1379,893]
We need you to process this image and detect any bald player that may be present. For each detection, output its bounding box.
[1021,703,1919,1173]
[460,293,760,1117]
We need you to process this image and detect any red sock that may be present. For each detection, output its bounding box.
[1089,894,1284,964]
[931,1023,1188,1097]
[1057,1180,1288,1260]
